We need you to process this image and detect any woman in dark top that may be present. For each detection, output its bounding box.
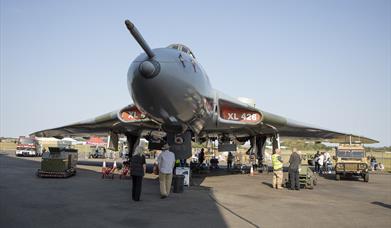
[130,146,146,201]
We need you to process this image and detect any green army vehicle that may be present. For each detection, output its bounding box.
[335,144,369,182]
[37,147,78,178]
[284,154,317,189]
[298,165,317,189]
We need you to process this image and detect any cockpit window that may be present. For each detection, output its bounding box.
[181,46,189,54]
[167,44,196,59]
[170,44,179,50]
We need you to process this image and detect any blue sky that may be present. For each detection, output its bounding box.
[1,0,390,146]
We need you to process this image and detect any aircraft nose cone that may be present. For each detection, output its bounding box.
[140,61,154,76]
[138,60,160,79]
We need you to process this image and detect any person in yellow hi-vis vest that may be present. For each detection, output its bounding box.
[272,149,284,189]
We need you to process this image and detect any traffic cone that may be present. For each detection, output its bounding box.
[250,165,254,176]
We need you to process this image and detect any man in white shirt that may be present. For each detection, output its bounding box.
[157,144,176,198]
[323,151,330,173]
[318,153,325,175]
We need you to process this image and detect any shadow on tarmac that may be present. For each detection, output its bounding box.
[321,173,365,182]
[371,201,391,209]
[0,153,236,228]
[78,159,252,187]
[261,182,274,189]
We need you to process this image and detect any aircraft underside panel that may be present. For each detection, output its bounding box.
[166,131,192,160]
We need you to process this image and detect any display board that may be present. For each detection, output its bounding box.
[175,167,190,186]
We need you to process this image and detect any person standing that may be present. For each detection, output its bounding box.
[157,144,176,199]
[180,159,186,167]
[198,148,205,166]
[227,152,234,170]
[377,163,384,171]
[323,151,330,173]
[314,151,320,172]
[271,149,284,189]
[318,152,325,175]
[370,156,377,171]
[288,148,302,190]
[130,146,146,201]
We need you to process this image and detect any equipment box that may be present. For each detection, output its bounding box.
[37,147,78,178]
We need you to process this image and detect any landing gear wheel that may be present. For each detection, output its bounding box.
[364,173,369,182]
[335,174,341,181]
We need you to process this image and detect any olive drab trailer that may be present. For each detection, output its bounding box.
[334,144,369,182]
[37,147,78,178]
[284,153,317,189]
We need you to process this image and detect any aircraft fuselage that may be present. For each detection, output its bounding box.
[127,47,214,133]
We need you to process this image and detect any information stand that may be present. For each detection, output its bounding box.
[175,167,190,186]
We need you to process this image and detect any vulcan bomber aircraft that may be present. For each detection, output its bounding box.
[32,20,378,161]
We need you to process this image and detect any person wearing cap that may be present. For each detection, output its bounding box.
[130,146,146,201]
[288,148,302,190]
[157,144,176,199]
[271,149,284,189]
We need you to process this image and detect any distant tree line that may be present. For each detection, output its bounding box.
[191,139,390,152]
[281,140,331,151]
[365,146,391,152]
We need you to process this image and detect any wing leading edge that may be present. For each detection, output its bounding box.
[210,92,378,144]
[30,105,159,138]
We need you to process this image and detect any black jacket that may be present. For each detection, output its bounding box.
[289,152,301,171]
[130,154,146,176]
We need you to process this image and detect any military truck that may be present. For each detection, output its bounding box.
[334,144,369,182]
